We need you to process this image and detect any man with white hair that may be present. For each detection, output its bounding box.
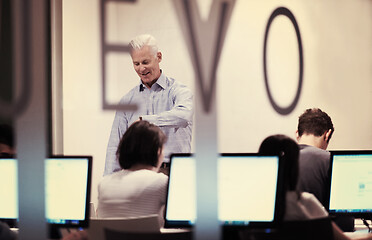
[104,34,193,176]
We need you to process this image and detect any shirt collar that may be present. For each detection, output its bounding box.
[139,70,166,91]
[155,71,166,90]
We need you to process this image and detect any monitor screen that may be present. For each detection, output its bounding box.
[46,156,92,228]
[164,153,281,228]
[328,150,372,218]
[0,156,92,228]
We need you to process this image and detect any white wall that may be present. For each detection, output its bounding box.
[62,0,372,208]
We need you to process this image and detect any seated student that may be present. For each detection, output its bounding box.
[258,135,372,240]
[97,121,168,220]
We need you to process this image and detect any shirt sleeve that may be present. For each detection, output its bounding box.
[104,110,128,176]
[141,83,193,128]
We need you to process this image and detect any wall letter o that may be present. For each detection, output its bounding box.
[263,7,303,115]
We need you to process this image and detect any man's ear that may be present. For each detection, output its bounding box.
[157,52,162,63]
[324,129,332,142]
[157,147,163,166]
[295,130,300,141]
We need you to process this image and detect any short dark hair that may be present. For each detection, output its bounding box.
[0,124,14,148]
[116,121,167,169]
[297,108,334,141]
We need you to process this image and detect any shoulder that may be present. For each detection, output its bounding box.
[300,192,321,202]
[141,171,169,190]
[299,192,323,207]
[143,170,168,183]
[300,145,330,156]
[299,192,328,217]
[300,192,327,210]
[99,170,167,190]
[157,172,169,183]
[299,145,330,161]
[125,170,169,194]
[127,169,168,182]
[162,75,191,92]
[285,191,328,221]
[99,170,126,186]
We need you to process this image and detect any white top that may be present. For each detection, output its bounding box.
[284,191,328,221]
[97,169,168,218]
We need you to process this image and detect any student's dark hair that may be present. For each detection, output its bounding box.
[297,108,334,142]
[116,121,167,170]
[0,124,14,148]
[258,134,300,221]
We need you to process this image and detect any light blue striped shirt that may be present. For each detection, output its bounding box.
[104,73,193,176]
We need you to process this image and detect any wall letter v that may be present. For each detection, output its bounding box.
[173,0,236,113]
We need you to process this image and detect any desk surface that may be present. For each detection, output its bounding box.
[10,219,372,239]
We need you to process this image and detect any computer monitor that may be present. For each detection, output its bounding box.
[0,156,92,229]
[164,153,282,228]
[328,150,372,219]
[46,156,92,228]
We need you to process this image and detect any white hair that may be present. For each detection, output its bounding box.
[129,34,159,57]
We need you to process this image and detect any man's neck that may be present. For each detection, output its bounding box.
[298,134,326,150]
[143,70,162,89]
[143,79,157,89]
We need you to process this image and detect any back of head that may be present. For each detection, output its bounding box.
[0,124,14,147]
[258,134,299,192]
[116,121,167,169]
[0,124,14,156]
[129,34,158,57]
[297,108,334,140]
[259,135,300,222]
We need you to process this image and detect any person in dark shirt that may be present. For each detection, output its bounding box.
[259,134,372,240]
[296,108,334,207]
[296,108,353,231]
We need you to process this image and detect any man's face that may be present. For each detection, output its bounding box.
[131,45,162,88]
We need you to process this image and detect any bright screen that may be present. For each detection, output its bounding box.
[45,158,90,225]
[0,157,91,227]
[329,151,372,215]
[165,155,196,225]
[0,159,18,220]
[165,154,279,227]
